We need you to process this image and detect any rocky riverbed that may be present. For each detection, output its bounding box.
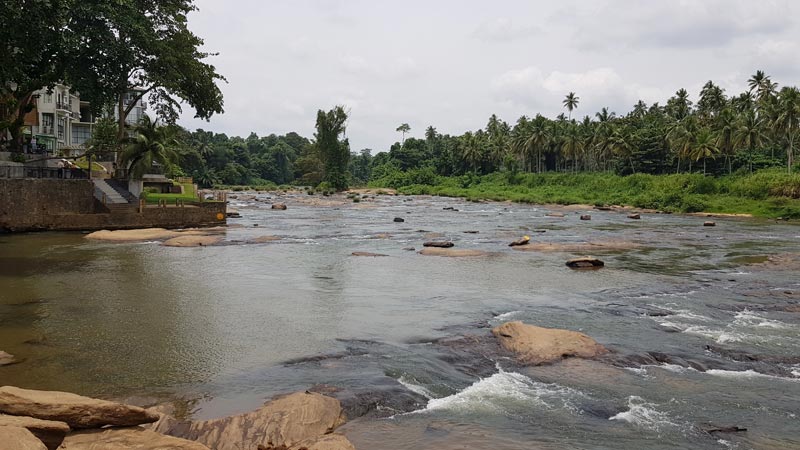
[1,190,799,449]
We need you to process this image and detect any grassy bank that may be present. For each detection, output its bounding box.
[372,170,800,219]
[142,182,198,204]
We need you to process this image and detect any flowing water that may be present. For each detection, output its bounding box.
[1,192,799,449]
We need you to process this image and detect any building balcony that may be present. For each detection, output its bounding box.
[56,102,72,111]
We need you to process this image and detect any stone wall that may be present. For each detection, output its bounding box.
[0,179,226,232]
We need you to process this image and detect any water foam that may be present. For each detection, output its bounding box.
[705,369,800,382]
[609,396,679,432]
[493,311,521,321]
[733,310,790,330]
[418,368,582,415]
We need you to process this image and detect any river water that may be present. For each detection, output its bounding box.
[1,192,799,449]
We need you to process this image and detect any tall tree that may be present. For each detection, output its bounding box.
[563,92,580,120]
[65,0,225,144]
[120,115,177,178]
[396,123,410,144]
[315,106,350,190]
[772,87,800,172]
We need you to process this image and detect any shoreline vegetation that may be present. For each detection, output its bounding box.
[368,169,800,219]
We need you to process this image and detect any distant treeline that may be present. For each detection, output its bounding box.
[165,71,799,188]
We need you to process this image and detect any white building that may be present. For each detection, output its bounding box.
[24,84,146,156]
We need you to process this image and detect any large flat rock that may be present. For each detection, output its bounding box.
[161,392,345,450]
[0,425,47,450]
[0,414,69,450]
[0,387,159,429]
[57,427,209,449]
[491,321,608,365]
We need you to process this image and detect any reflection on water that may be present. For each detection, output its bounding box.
[1,193,799,449]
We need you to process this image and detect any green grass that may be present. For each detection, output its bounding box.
[376,169,800,219]
[142,182,198,204]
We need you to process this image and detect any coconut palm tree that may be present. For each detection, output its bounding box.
[690,127,720,174]
[772,86,800,172]
[563,92,580,120]
[715,107,736,173]
[121,115,177,178]
[607,125,637,174]
[734,110,766,173]
[460,131,484,173]
[560,122,584,173]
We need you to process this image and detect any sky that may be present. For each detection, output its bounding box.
[178,0,800,152]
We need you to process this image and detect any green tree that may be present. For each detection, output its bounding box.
[120,115,177,178]
[315,106,350,190]
[65,0,225,143]
[85,116,119,160]
[772,87,800,172]
[563,92,580,120]
[396,123,411,144]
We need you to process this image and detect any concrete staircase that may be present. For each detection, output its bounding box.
[93,179,138,213]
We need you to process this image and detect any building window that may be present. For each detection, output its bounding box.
[43,93,53,103]
[41,114,54,135]
[57,117,66,140]
[72,126,91,146]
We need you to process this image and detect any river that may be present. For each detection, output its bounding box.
[1,192,799,449]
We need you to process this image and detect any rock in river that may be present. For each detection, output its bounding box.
[351,252,388,257]
[0,351,16,366]
[161,235,223,247]
[491,321,608,365]
[277,434,355,450]
[393,217,405,223]
[0,386,159,429]
[58,427,209,450]
[0,414,69,450]
[704,221,716,227]
[422,241,454,248]
[272,203,287,210]
[627,213,641,220]
[0,426,46,450]
[580,215,591,221]
[508,236,530,247]
[566,257,605,269]
[156,392,345,450]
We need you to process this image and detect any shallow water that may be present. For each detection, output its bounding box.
[1,193,799,449]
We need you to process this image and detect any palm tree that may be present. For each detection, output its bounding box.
[667,115,698,172]
[734,110,765,173]
[772,86,800,172]
[563,92,580,120]
[748,70,767,94]
[121,115,177,178]
[714,108,736,173]
[690,127,720,174]
[424,125,438,142]
[560,122,584,173]
[607,125,637,174]
[396,123,411,144]
[460,131,484,173]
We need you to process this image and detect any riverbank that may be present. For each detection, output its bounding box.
[370,170,800,219]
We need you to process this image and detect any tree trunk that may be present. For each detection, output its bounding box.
[789,133,794,174]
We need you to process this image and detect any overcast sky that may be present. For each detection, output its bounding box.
[178,0,800,151]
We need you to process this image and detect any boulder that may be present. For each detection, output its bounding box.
[160,392,345,450]
[84,228,181,242]
[280,434,356,450]
[627,213,641,220]
[351,252,388,257]
[57,427,210,450]
[0,351,16,366]
[161,236,223,247]
[227,209,242,218]
[0,387,159,429]
[704,221,716,227]
[491,321,608,365]
[580,215,591,221]
[418,248,488,257]
[566,257,605,269]
[422,241,454,248]
[0,415,69,450]
[272,203,287,210]
[508,236,530,247]
[0,426,47,450]
[393,217,404,223]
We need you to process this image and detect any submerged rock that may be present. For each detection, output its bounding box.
[491,321,608,365]
[580,215,591,221]
[59,427,209,450]
[156,392,345,450]
[0,386,159,429]
[0,415,68,450]
[566,257,605,269]
[627,213,641,220]
[704,221,716,227]
[351,252,388,257]
[161,235,223,247]
[0,425,46,450]
[250,235,281,243]
[422,241,454,248]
